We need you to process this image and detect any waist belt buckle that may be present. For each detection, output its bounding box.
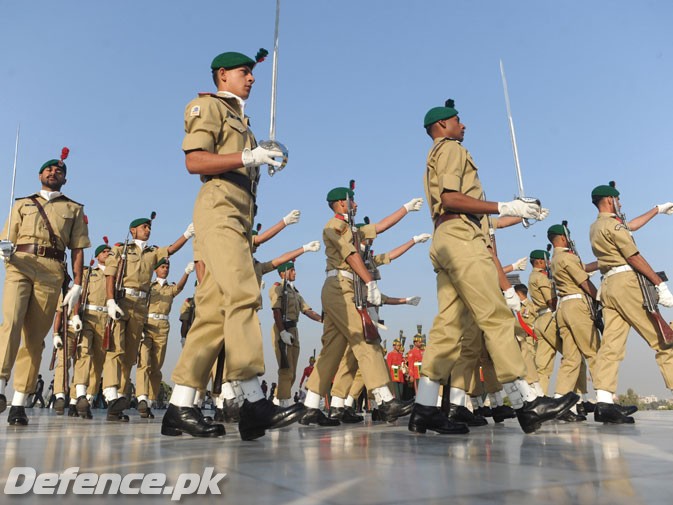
[36,245,46,257]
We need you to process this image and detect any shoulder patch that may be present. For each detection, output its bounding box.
[189,105,201,117]
[615,224,626,231]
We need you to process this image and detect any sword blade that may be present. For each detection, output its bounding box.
[499,60,525,198]
[269,0,281,141]
[6,124,20,240]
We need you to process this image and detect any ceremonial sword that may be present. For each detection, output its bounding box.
[0,125,20,259]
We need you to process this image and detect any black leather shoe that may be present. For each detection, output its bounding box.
[377,398,414,422]
[341,406,364,423]
[76,396,93,419]
[54,397,66,415]
[106,398,130,422]
[492,405,517,423]
[68,404,78,417]
[408,404,470,435]
[214,408,226,422]
[576,401,595,416]
[516,392,579,434]
[238,399,306,441]
[193,406,212,424]
[300,408,341,427]
[594,402,635,424]
[224,399,240,423]
[556,409,586,422]
[474,406,493,418]
[371,408,383,422]
[448,404,488,426]
[8,406,28,426]
[137,400,155,419]
[615,404,638,416]
[161,404,225,437]
[0,394,6,413]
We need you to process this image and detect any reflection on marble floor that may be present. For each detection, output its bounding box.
[0,409,671,504]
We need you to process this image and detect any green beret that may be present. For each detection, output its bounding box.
[277,261,294,273]
[547,224,566,237]
[251,229,259,236]
[423,99,459,128]
[94,244,111,257]
[129,218,151,229]
[591,185,620,198]
[154,258,169,270]
[529,249,550,261]
[326,187,354,202]
[39,159,66,175]
[211,52,256,70]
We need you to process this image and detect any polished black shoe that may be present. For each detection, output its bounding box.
[556,409,586,422]
[328,406,364,423]
[224,399,240,423]
[615,403,638,416]
[137,400,155,419]
[214,408,226,422]
[161,404,225,437]
[371,408,383,422]
[76,396,93,419]
[8,406,28,426]
[491,405,517,423]
[0,394,6,413]
[594,402,635,424]
[448,404,488,426]
[193,406,212,424]
[377,398,414,422]
[238,399,306,441]
[300,408,341,427]
[106,398,130,422]
[408,404,470,435]
[576,401,596,416]
[516,392,579,434]
[474,406,493,418]
[67,404,78,417]
[54,397,66,415]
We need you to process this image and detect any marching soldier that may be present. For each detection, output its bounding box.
[179,295,195,347]
[0,151,90,425]
[410,99,577,435]
[136,259,194,419]
[164,48,305,440]
[589,184,673,423]
[386,339,407,400]
[406,334,424,393]
[103,218,193,422]
[299,356,315,389]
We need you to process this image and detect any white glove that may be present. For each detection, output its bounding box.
[302,241,321,253]
[279,330,294,345]
[53,334,63,350]
[185,261,195,275]
[498,199,541,219]
[403,198,424,212]
[71,315,83,333]
[0,240,15,261]
[656,202,673,215]
[366,281,381,305]
[406,296,421,306]
[242,145,283,168]
[106,299,124,320]
[656,283,673,307]
[62,284,82,315]
[503,287,521,312]
[283,210,301,226]
[511,257,528,271]
[183,223,195,239]
[538,208,550,221]
[413,233,431,244]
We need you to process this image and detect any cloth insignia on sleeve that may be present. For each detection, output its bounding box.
[190,105,201,117]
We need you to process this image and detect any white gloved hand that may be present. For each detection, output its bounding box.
[511,257,528,271]
[656,202,673,215]
[71,315,83,333]
[283,210,301,225]
[106,299,124,320]
[366,281,381,305]
[242,145,283,168]
[503,287,521,312]
[413,233,431,244]
[406,296,421,306]
[403,197,424,212]
[62,284,82,315]
[302,241,321,253]
[183,222,195,239]
[538,208,550,221]
[53,334,63,350]
[0,240,15,261]
[185,261,195,275]
[656,282,673,307]
[279,330,294,345]
[498,199,541,219]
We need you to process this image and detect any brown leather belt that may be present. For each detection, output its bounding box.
[433,213,482,230]
[15,244,65,262]
[203,172,257,200]
[283,321,297,329]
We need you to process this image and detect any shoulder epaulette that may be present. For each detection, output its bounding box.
[57,195,84,206]
[15,193,39,201]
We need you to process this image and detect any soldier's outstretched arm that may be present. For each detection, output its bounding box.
[175,262,194,294]
[270,241,320,268]
[254,210,301,246]
[627,203,673,232]
[167,223,195,255]
[374,198,424,234]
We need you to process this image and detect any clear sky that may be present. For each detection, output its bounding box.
[1,1,672,398]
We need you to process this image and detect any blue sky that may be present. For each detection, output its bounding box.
[1,1,672,398]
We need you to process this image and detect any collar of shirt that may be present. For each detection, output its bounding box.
[217,91,246,116]
[133,239,148,251]
[334,213,348,222]
[39,190,62,202]
[99,265,106,272]
[554,247,570,252]
[156,277,167,286]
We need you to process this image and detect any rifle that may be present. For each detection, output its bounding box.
[399,330,406,349]
[103,237,130,351]
[561,220,604,333]
[213,344,225,396]
[609,181,673,345]
[73,259,95,359]
[278,277,291,369]
[346,180,380,344]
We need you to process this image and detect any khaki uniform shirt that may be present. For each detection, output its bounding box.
[179,298,193,322]
[1,193,90,251]
[254,259,276,285]
[82,266,108,307]
[589,212,639,273]
[105,244,169,292]
[519,298,536,328]
[324,219,376,272]
[551,247,588,297]
[148,281,181,316]
[269,282,311,323]
[528,268,555,312]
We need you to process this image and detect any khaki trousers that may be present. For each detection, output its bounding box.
[81,311,107,398]
[556,298,599,394]
[330,346,358,398]
[273,326,300,400]
[139,319,169,399]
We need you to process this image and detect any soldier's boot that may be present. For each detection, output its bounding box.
[408,404,469,435]
[161,404,225,437]
[106,398,130,422]
[238,399,306,440]
[474,406,493,418]
[76,396,93,420]
[594,403,635,424]
[556,409,586,422]
[67,404,79,417]
[616,404,638,416]
[54,397,66,415]
[8,406,28,426]
[0,394,6,413]
[491,405,517,423]
[448,404,488,426]
[516,392,579,434]
[193,405,212,424]
[137,400,155,419]
[224,399,240,423]
[377,398,414,422]
[341,406,364,423]
[299,408,340,427]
